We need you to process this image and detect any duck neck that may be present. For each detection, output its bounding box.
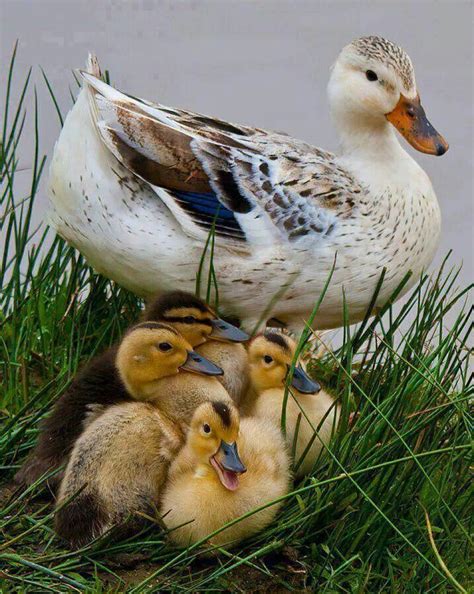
[122,376,167,401]
[335,114,407,164]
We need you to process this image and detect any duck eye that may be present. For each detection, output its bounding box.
[158,342,172,352]
[203,423,211,434]
[263,355,273,364]
[183,316,197,324]
[365,70,378,82]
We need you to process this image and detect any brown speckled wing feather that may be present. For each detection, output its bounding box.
[81,70,362,246]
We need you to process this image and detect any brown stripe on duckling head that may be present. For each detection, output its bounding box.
[211,401,232,428]
[144,291,211,321]
[129,321,179,334]
[263,330,291,352]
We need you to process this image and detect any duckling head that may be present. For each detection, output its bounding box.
[248,331,320,395]
[328,35,448,156]
[189,400,246,491]
[116,322,223,399]
[143,291,249,347]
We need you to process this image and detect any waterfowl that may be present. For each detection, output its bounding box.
[14,294,239,491]
[143,291,249,403]
[54,323,222,547]
[55,401,179,548]
[246,331,339,478]
[161,400,290,548]
[117,322,233,421]
[48,36,448,332]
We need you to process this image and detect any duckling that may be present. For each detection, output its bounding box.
[161,400,290,548]
[246,331,339,478]
[55,401,180,548]
[143,291,249,404]
[14,291,246,491]
[55,322,221,547]
[117,322,233,421]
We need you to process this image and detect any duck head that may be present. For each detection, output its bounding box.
[248,331,321,395]
[143,291,249,347]
[116,322,223,399]
[189,400,246,491]
[328,35,448,156]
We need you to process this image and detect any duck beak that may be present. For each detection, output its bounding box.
[219,441,247,474]
[181,350,223,376]
[288,365,321,394]
[386,94,448,156]
[210,318,249,343]
[210,440,246,491]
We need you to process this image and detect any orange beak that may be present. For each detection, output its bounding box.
[386,95,449,156]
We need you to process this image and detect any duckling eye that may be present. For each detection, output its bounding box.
[203,423,211,434]
[157,342,172,352]
[183,316,197,324]
[263,355,273,364]
[365,70,378,82]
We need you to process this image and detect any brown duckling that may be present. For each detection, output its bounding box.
[14,291,246,492]
[246,331,340,478]
[55,323,221,548]
[161,400,290,548]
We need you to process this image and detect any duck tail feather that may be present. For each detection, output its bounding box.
[86,52,101,78]
[55,490,109,549]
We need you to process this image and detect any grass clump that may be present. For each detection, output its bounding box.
[0,46,472,592]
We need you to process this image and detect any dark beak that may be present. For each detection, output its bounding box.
[219,440,247,474]
[386,94,449,156]
[181,350,223,376]
[288,365,321,394]
[210,318,249,343]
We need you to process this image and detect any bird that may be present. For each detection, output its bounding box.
[14,293,243,492]
[160,400,290,548]
[55,400,181,548]
[143,291,249,403]
[48,36,448,333]
[116,322,233,421]
[245,330,339,478]
[54,323,226,548]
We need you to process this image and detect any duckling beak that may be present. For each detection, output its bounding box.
[211,440,246,491]
[181,350,223,376]
[210,318,249,343]
[386,94,449,156]
[289,365,321,394]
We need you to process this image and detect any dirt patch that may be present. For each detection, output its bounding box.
[99,547,311,592]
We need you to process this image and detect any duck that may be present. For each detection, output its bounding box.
[246,331,339,478]
[117,321,233,421]
[160,400,290,548]
[14,292,243,491]
[55,400,179,548]
[143,291,249,404]
[48,36,448,333]
[54,322,225,547]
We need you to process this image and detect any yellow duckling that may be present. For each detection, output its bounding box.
[55,322,222,548]
[161,400,290,548]
[117,321,234,419]
[143,291,249,404]
[246,331,339,478]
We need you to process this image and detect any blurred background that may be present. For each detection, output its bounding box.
[1,0,472,288]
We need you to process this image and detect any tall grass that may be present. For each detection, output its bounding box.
[0,47,472,592]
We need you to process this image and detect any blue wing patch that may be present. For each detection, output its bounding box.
[172,189,245,240]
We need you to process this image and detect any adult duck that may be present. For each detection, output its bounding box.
[48,36,448,332]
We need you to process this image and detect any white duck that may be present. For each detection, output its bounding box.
[48,36,448,333]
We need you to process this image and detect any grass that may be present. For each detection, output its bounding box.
[0,45,472,593]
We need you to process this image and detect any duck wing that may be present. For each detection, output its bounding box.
[81,62,360,249]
